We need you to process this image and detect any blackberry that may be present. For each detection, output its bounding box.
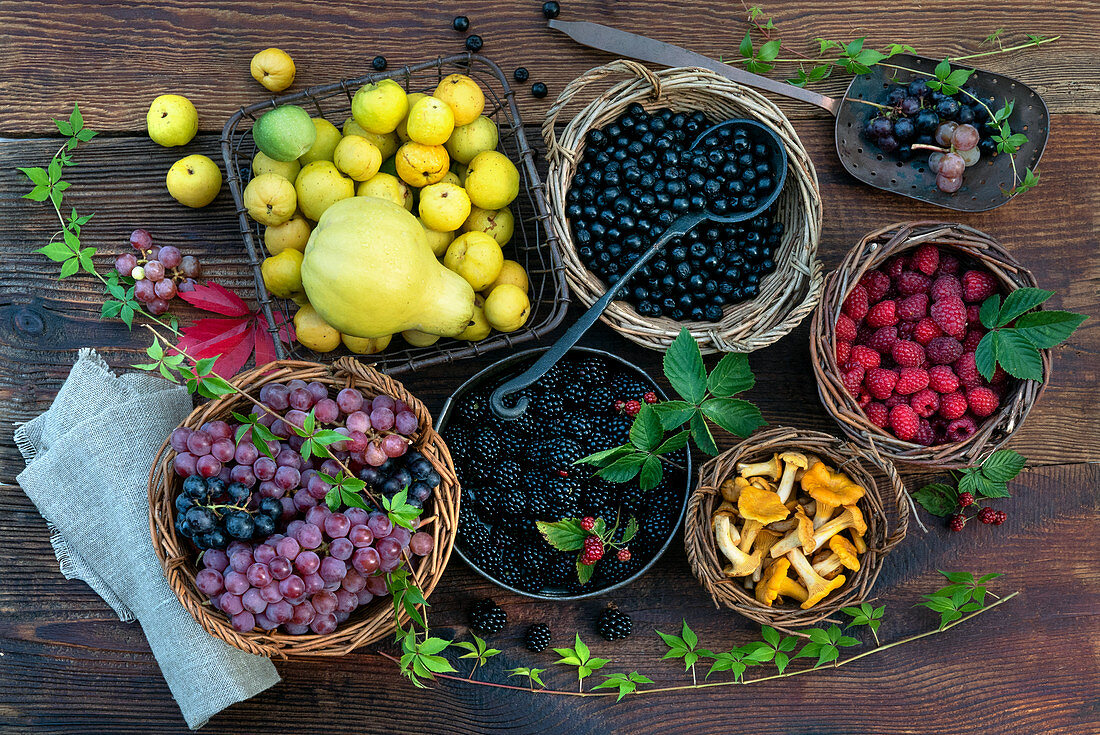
[557,381,590,407]
[537,364,569,394]
[550,411,594,440]
[574,356,610,387]
[456,391,491,425]
[469,599,507,634]
[498,409,543,440]
[611,375,654,400]
[510,517,540,540]
[459,507,492,553]
[491,460,524,489]
[498,558,526,588]
[532,392,566,417]
[537,438,586,472]
[519,543,549,576]
[550,492,583,521]
[595,603,633,641]
[583,482,615,514]
[525,623,552,652]
[593,413,632,446]
[471,431,507,462]
[501,487,527,516]
[527,488,553,519]
[475,486,504,519]
[588,385,616,413]
[595,555,639,585]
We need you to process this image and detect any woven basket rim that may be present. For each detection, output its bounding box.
[542,60,824,355]
[810,221,1051,470]
[684,426,908,633]
[147,357,460,658]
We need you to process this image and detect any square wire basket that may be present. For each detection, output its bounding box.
[220,53,568,374]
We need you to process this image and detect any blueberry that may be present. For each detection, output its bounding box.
[532,82,548,98]
[465,34,484,52]
[704,304,724,321]
[372,55,387,71]
[908,79,929,97]
[452,15,470,31]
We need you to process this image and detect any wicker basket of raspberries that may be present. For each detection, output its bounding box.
[811,222,1051,469]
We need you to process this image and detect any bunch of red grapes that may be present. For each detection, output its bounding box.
[113,229,202,315]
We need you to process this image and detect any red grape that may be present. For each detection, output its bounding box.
[158,245,182,268]
[337,388,364,413]
[115,252,138,276]
[410,532,434,556]
[130,229,153,250]
[196,454,222,477]
[173,452,198,476]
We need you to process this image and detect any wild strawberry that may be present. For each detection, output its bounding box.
[835,313,858,341]
[897,293,929,320]
[962,270,997,303]
[939,391,969,420]
[851,345,882,369]
[895,367,930,395]
[954,353,983,388]
[580,516,596,531]
[935,252,960,276]
[867,326,899,354]
[914,317,943,345]
[910,388,940,418]
[962,329,985,353]
[926,336,964,365]
[866,402,890,428]
[967,387,999,417]
[841,365,865,396]
[885,255,908,279]
[977,507,997,525]
[891,340,925,368]
[643,391,658,404]
[930,275,963,302]
[914,419,936,446]
[911,243,940,275]
[945,416,978,442]
[889,404,920,441]
[843,284,870,322]
[623,400,641,417]
[867,300,898,328]
[897,271,932,296]
[859,269,891,303]
[835,340,852,364]
[885,393,906,409]
[931,297,967,337]
[866,368,898,400]
[928,365,960,393]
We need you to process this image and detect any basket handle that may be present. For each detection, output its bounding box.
[542,59,663,166]
[847,439,910,553]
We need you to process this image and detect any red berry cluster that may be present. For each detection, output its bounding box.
[835,243,1009,446]
[615,392,656,418]
[580,534,605,565]
[948,506,1007,532]
[114,229,203,316]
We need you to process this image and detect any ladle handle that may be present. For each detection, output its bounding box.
[490,211,707,418]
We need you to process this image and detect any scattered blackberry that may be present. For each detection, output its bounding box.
[533,392,566,417]
[457,391,491,424]
[557,381,590,407]
[525,623,552,652]
[502,487,527,516]
[583,483,614,514]
[371,55,387,71]
[596,604,632,641]
[465,34,484,53]
[491,460,524,489]
[531,82,548,99]
[513,67,530,83]
[497,409,543,440]
[452,15,470,32]
[443,427,471,463]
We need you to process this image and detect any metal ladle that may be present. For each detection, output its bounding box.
[489,118,788,419]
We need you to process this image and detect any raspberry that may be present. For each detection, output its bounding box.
[897,320,917,340]
[866,402,890,428]
[962,270,997,303]
[954,354,983,388]
[580,516,596,531]
[945,416,978,442]
[948,514,966,532]
[836,314,858,341]
[966,304,982,325]
[860,269,891,303]
[580,535,605,564]
[911,243,940,275]
[617,548,631,562]
[643,391,658,404]
[623,400,641,417]
[939,391,969,420]
[897,293,929,320]
[928,365,960,393]
[613,399,626,412]
[843,284,870,322]
[914,318,943,345]
[851,345,882,369]
[885,255,907,279]
[866,300,898,328]
[910,388,940,418]
[857,391,872,408]
[866,368,898,400]
[891,340,925,368]
[977,507,997,524]
[836,339,852,365]
[990,366,1008,385]
[914,419,935,446]
[884,393,906,409]
[962,329,985,353]
[930,275,963,302]
[855,324,876,345]
[993,510,1007,525]
[936,253,960,276]
[841,365,865,396]
[927,336,964,365]
[931,297,967,337]
[867,326,899,354]
[889,404,920,441]
[967,387,999,417]
[895,367,930,395]
[958,492,975,507]
[897,271,932,296]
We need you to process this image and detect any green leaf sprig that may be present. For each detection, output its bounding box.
[975,288,1087,382]
[913,449,1027,519]
[793,624,861,668]
[553,634,610,691]
[919,571,1002,629]
[591,671,654,701]
[657,620,703,684]
[841,603,886,646]
[455,634,501,679]
[537,515,637,585]
[506,666,548,689]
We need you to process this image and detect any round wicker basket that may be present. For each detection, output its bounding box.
[810,221,1051,469]
[543,60,823,354]
[685,427,908,632]
[148,357,460,658]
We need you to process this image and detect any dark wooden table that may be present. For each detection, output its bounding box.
[2,2,1098,733]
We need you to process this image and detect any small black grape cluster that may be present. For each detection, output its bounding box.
[114,229,202,315]
[444,355,685,595]
[358,451,443,510]
[863,79,999,193]
[566,104,785,322]
[175,474,282,550]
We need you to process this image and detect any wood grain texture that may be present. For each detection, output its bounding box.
[0,0,1097,134]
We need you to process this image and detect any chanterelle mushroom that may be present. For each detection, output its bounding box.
[809,505,867,551]
[751,529,782,582]
[755,557,809,606]
[812,535,861,578]
[800,462,866,528]
[720,477,742,503]
[712,503,740,545]
[849,528,867,554]
[737,483,790,553]
[736,453,782,482]
[786,547,846,609]
[714,513,762,576]
[795,453,823,481]
[768,505,816,558]
[775,451,808,502]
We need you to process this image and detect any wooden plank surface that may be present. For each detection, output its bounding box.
[1,0,1098,732]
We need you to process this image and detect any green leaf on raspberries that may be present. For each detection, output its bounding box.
[739,31,754,59]
[576,558,595,585]
[980,449,1026,483]
[1013,310,1088,349]
[537,519,588,552]
[596,453,646,483]
[975,480,1011,499]
[700,398,766,438]
[974,331,998,381]
[629,404,663,452]
[638,454,662,491]
[912,483,959,517]
[996,288,1052,327]
[664,329,708,404]
[690,411,718,455]
[706,353,755,397]
[979,295,1002,330]
[655,430,690,455]
[620,516,639,545]
[993,330,1044,381]
[576,444,633,467]
[653,400,697,430]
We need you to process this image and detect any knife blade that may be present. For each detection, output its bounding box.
[548,19,839,115]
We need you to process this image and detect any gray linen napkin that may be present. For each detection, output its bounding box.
[14,348,280,729]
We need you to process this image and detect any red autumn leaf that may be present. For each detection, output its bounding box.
[178,281,251,317]
[213,325,261,378]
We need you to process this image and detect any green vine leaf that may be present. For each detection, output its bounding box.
[591,671,653,701]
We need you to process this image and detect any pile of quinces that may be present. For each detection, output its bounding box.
[712,451,868,610]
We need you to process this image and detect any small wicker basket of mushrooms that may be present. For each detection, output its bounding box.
[686,427,909,629]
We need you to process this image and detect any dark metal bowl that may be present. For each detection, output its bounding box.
[437,346,693,600]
